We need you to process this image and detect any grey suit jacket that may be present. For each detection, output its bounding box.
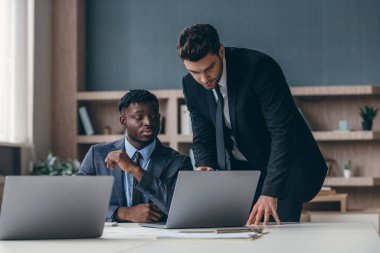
[76,137,193,221]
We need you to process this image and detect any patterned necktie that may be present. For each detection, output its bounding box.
[215,86,228,170]
[132,151,142,206]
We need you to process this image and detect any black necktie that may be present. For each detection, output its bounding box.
[215,86,228,170]
[132,152,142,206]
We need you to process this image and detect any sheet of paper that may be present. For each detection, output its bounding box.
[158,232,260,239]
[102,226,260,239]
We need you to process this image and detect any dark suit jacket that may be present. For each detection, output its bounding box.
[182,47,327,203]
[76,137,193,220]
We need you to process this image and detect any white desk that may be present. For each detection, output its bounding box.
[0,223,379,253]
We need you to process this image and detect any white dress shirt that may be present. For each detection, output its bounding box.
[124,137,156,206]
[212,58,248,161]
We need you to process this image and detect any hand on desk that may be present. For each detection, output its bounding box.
[195,167,215,171]
[115,204,163,223]
[246,195,281,226]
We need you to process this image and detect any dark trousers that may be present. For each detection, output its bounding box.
[230,157,303,222]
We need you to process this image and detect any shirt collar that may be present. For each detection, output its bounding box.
[124,136,156,161]
[218,57,227,88]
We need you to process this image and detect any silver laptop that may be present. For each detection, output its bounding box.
[0,176,113,240]
[141,170,260,229]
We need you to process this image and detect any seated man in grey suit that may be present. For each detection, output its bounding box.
[77,89,193,222]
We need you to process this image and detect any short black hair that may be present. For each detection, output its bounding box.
[118,89,159,113]
[177,24,220,61]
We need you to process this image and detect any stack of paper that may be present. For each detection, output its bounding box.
[102,226,263,240]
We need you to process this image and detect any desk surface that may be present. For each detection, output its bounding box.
[0,223,379,253]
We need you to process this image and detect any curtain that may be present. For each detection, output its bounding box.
[0,0,34,144]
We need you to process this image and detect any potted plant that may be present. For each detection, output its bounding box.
[343,160,352,178]
[33,153,80,176]
[359,105,378,130]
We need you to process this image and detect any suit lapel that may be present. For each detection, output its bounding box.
[108,137,127,206]
[226,49,238,138]
[147,140,168,178]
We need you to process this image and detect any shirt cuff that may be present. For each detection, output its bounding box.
[107,205,119,222]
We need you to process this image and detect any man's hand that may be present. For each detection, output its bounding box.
[105,150,142,179]
[115,204,163,223]
[246,195,281,226]
[195,167,215,171]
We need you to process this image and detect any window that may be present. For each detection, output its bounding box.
[0,0,34,143]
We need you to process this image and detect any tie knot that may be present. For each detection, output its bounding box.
[134,151,142,164]
[215,85,223,101]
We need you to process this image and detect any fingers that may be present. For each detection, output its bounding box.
[104,157,116,169]
[249,195,282,226]
[147,205,162,221]
[150,204,162,212]
[255,205,281,226]
[254,207,264,226]
[150,206,163,217]
[264,209,270,225]
[104,150,125,169]
[195,167,215,171]
[246,204,258,225]
[105,152,116,169]
[271,206,281,225]
[149,210,162,221]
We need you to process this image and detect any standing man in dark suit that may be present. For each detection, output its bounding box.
[77,90,193,222]
[178,24,327,225]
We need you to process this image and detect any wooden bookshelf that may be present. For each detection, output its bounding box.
[290,85,380,96]
[310,194,348,212]
[313,131,380,141]
[74,87,380,214]
[176,135,193,143]
[324,177,380,187]
[77,135,124,144]
[77,90,182,101]
[292,85,380,213]
[77,134,170,144]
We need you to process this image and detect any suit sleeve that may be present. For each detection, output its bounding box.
[182,77,218,169]
[75,146,117,221]
[75,146,96,175]
[135,156,193,215]
[252,58,297,199]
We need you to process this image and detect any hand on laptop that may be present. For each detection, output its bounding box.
[115,204,163,223]
[246,195,281,226]
[195,166,215,171]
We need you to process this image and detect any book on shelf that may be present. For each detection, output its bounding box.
[318,186,337,196]
[180,104,192,135]
[78,106,94,136]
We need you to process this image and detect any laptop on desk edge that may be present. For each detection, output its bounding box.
[0,176,113,240]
